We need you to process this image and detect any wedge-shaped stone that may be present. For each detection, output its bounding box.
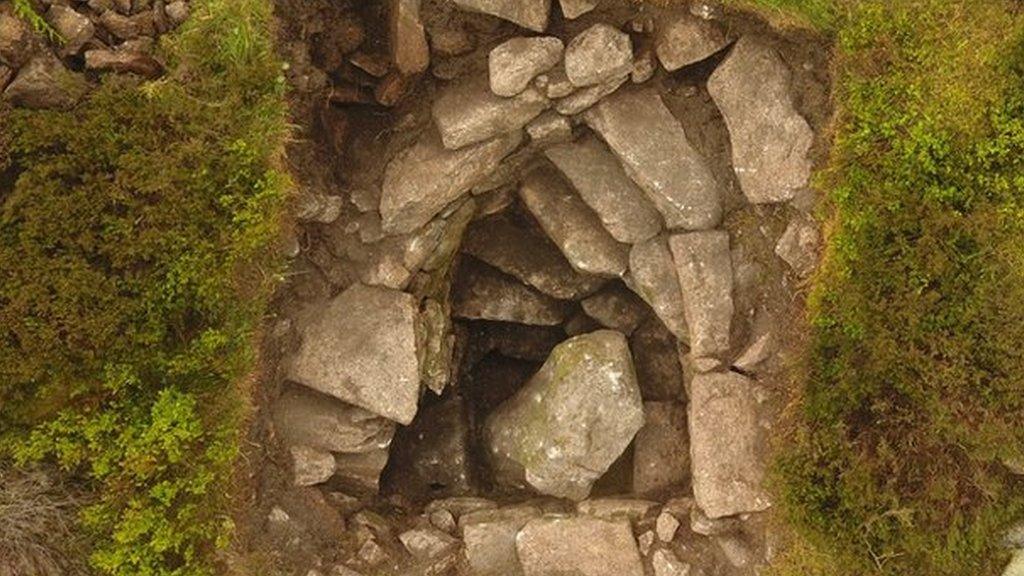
[516,516,645,576]
[576,498,658,522]
[708,37,814,203]
[629,236,688,340]
[453,261,568,326]
[655,12,728,71]
[432,76,548,149]
[272,384,396,454]
[689,372,770,518]
[452,0,551,32]
[489,36,563,97]
[380,130,521,234]
[485,330,643,500]
[669,231,733,358]
[288,283,421,425]
[546,135,662,243]
[519,167,630,277]
[585,89,722,230]
[564,23,633,87]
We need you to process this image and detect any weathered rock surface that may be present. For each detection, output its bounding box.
[708,37,814,203]
[630,317,685,400]
[526,110,573,145]
[669,231,734,358]
[386,396,474,498]
[84,49,164,78]
[333,449,391,493]
[3,55,87,109]
[453,261,568,326]
[656,511,681,542]
[576,498,657,522]
[651,549,691,576]
[489,36,563,97]
[733,331,773,374]
[291,445,337,486]
[389,0,429,74]
[485,330,643,500]
[461,506,541,576]
[581,283,649,335]
[0,13,33,68]
[559,0,596,19]
[47,5,95,56]
[520,167,630,277]
[553,73,627,115]
[633,401,690,495]
[452,0,551,33]
[629,236,689,340]
[585,90,722,230]
[399,525,459,560]
[545,135,662,244]
[272,384,396,454]
[432,77,548,149]
[288,283,421,425]
[655,12,728,71]
[380,129,521,234]
[564,24,633,87]
[775,214,820,276]
[689,371,770,518]
[516,516,645,576]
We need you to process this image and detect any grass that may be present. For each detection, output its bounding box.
[0,0,289,573]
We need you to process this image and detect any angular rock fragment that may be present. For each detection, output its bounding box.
[453,261,568,326]
[432,77,548,149]
[462,506,540,576]
[0,13,33,68]
[708,37,814,203]
[47,5,94,56]
[526,110,573,145]
[380,129,521,234]
[576,498,658,522]
[631,50,656,83]
[546,135,662,244]
[559,0,596,19]
[386,396,474,498]
[540,64,574,98]
[656,511,681,542]
[452,0,551,33]
[689,371,770,518]
[629,236,689,340]
[166,1,190,26]
[426,496,498,519]
[651,549,691,576]
[564,24,633,87]
[669,231,734,358]
[272,384,396,454]
[585,90,722,230]
[389,0,429,74]
[733,331,773,374]
[485,330,643,500]
[291,445,337,486]
[655,12,728,71]
[3,55,87,109]
[630,317,685,400]
[399,525,459,560]
[553,73,627,115]
[689,506,741,536]
[84,49,164,78]
[581,283,649,335]
[516,516,644,576]
[519,167,630,277]
[775,215,820,276]
[489,36,563,97]
[100,11,153,40]
[633,401,690,495]
[288,283,421,425]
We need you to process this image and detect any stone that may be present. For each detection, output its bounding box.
[541,65,574,98]
[0,13,32,67]
[733,332,773,373]
[0,65,11,90]
[288,283,421,425]
[375,70,414,105]
[349,51,390,77]
[84,49,164,78]
[633,402,689,495]
[655,13,728,71]
[516,516,644,576]
[553,74,627,115]
[333,449,391,493]
[564,311,601,336]
[453,261,568,326]
[576,498,658,522]
[630,318,685,400]
[461,506,541,576]
[357,538,388,566]
[429,509,457,533]
[272,384,396,454]
[485,330,643,500]
[629,237,688,340]
[399,526,459,560]
[708,37,814,203]
[291,445,337,486]
[669,231,734,358]
[585,90,722,230]
[489,36,563,97]
[432,77,548,149]
[564,24,633,87]
[631,51,656,83]
[689,506,741,536]
[519,166,630,277]
[380,129,521,234]
[1005,552,1024,576]
[451,0,551,33]
[637,531,655,556]
[581,283,649,335]
[690,1,724,20]
[389,0,429,74]
[559,0,596,19]
[426,496,498,519]
[775,215,820,276]
[545,135,662,244]
[47,5,94,56]
[655,511,680,542]
[689,371,770,518]
[429,27,475,57]
[100,11,152,40]
[2,55,87,110]
[165,1,189,25]
[386,396,474,498]
[526,111,573,145]
[296,192,343,224]
[651,549,691,576]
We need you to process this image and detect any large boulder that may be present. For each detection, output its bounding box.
[287,283,422,425]
[484,330,644,500]
[3,55,87,109]
[585,89,722,230]
[688,372,770,518]
[669,231,734,359]
[708,37,814,204]
[451,0,551,33]
[489,36,563,97]
[516,516,645,576]
[655,12,728,71]
[564,24,633,87]
[432,76,548,150]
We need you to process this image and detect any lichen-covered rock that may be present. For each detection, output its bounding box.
[453,260,568,326]
[287,283,421,425]
[708,37,814,203]
[484,330,643,500]
[452,0,551,32]
[655,12,728,71]
[462,506,541,576]
[633,401,690,495]
[516,516,645,576]
[272,384,396,454]
[2,55,88,109]
[564,24,633,87]
[432,77,548,149]
[629,236,689,340]
[489,36,563,97]
[669,231,734,359]
[389,0,429,74]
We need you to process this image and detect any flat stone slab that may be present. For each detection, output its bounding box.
[519,167,630,277]
[689,371,770,518]
[462,215,606,300]
[655,12,728,71]
[585,89,722,230]
[452,0,551,32]
[288,283,421,425]
[669,231,734,358]
[485,330,643,500]
[462,506,541,576]
[272,384,396,454]
[545,135,662,243]
[517,516,645,576]
[629,236,689,340]
[564,23,633,87]
[490,36,564,97]
[708,37,814,203]
[433,76,549,149]
[380,130,521,234]
[453,261,568,326]
[633,401,690,495]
